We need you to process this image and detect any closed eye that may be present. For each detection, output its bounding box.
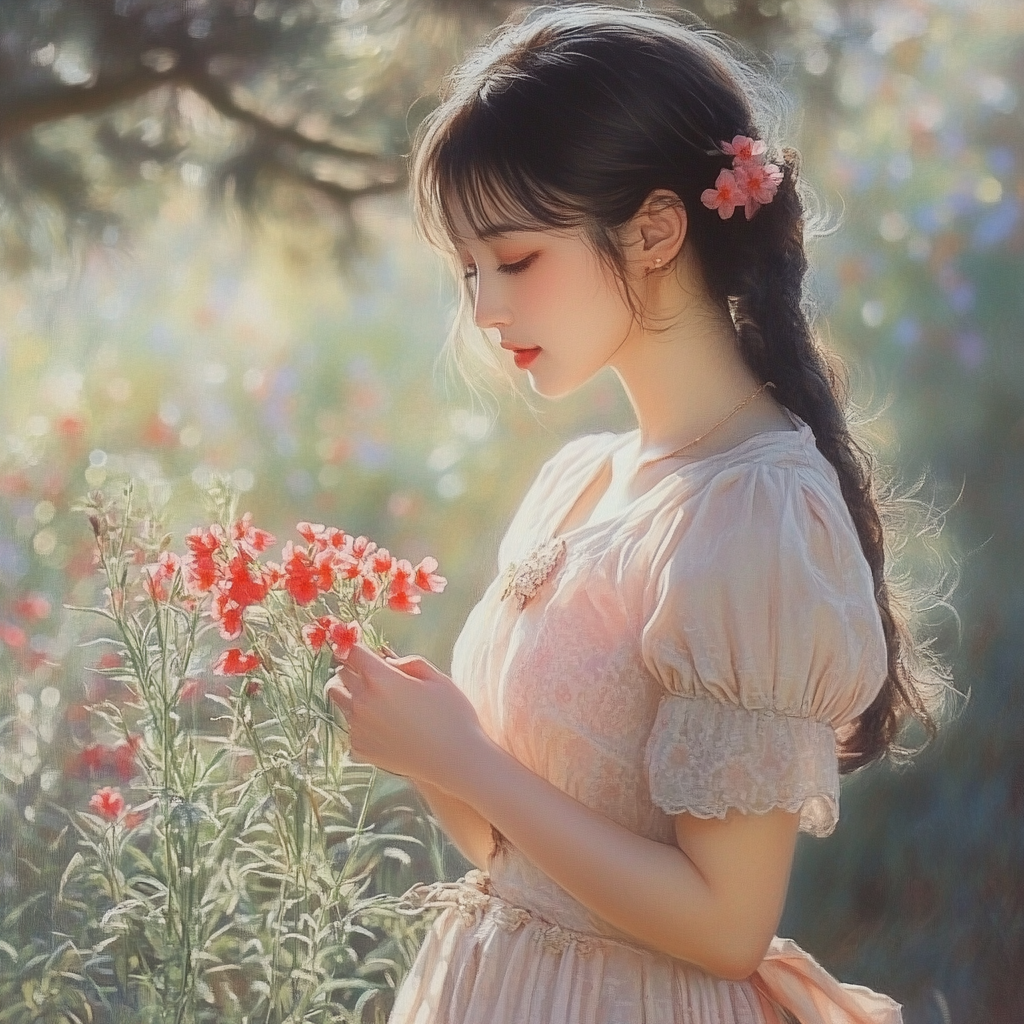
[463,252,538,281]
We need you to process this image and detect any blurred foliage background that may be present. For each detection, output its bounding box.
[0,0,1020,1021]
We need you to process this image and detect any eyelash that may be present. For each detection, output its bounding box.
[463,253,537,281]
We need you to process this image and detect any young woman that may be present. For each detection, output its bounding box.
[327,5,952,1022]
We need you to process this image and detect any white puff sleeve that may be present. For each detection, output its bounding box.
[640,458,888,838]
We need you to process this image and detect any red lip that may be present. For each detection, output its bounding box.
[512,347,541,369]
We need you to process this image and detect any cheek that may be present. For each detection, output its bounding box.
[526,263,568,316]
[524,252,631,350]
[536,256,608,320]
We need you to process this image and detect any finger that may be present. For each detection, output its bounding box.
[335,657,365,686]
[384,654,438,681]
[380,654,418,676]
[324,676,352,710]
[347,641,382,664]
[343,643,380,679]
[346,644,397,687]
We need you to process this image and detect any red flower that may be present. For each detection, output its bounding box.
[326,619,361,660]
[733,160,783,219]
[56,414,86,439]
[218,553,272,608]
[178,678,203,703]
[301,615,336,652]
[387,586,422,615]
[243,679,261,698]
[210,590,244,640]
[112,735,142,782]
[183,528,222,594]
[321,527,348,550]
[348,535,377,560]
[142,551,181,602]
[231,512,275,559]
[78,744,107,773]
[89,787,125,820]
[213,648,261,675]
[205,553,271,638]
[359,574,379,602]
[142,415,178,447]
[218,603,243,640]
[123,809,147,829]
[413,556,447,594]
[296,522,327,546]
[386,558,422,614]
[720,134,767,163]
[186,525,224,557]
[97,651,122,670]
[333,547,362,581]
[280,542,335,605]
[701,168,746,220]
[263,561,286,588]
[303,615,361,658]
[296,523,349,557]
[0,623,27,649]
[12,593,51,620]
[390,558,414,592]
[372,548,395,574]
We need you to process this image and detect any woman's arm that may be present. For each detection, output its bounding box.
[445,731,800,981]
[411,776,496,873]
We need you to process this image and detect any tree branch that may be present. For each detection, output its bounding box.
[244,147,408,206]
[0,63,402,183]
[185,69,401,168]
[0,70,173,141]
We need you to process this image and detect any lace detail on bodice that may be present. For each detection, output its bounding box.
[499,536,567,609]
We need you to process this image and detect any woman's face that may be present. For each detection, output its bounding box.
[448,200,641,398]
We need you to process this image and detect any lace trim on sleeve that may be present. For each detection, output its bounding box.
[644,695,840,838]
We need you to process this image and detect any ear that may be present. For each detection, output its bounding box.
[628,188,687,272]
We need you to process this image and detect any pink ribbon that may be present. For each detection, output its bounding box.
[750,936,904,1024]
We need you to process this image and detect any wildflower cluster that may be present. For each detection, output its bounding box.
[700,134,784,221]
[135,510,446,694]
[63,479,449,1020]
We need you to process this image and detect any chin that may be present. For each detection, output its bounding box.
[528,373,592,400]
[523,353,605,399]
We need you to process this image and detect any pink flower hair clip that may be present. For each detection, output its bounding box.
[701,134,784,221]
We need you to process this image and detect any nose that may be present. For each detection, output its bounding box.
[470,275,512,332]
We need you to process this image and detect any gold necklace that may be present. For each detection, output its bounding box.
[636,381,776,472]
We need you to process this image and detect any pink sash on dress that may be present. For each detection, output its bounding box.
[750,936,903,1024]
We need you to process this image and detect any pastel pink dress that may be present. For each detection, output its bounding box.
[387,408,904,1024]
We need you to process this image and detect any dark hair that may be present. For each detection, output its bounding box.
[409,3,957,772]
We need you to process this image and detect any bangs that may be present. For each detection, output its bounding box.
[414,97,588,258]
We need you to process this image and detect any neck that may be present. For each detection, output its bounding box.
[610,298,767,461]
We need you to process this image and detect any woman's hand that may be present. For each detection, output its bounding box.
[324,642,487,796]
